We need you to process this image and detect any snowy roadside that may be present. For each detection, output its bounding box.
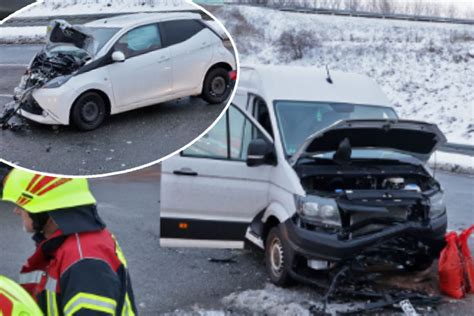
[5,0,195,18]
[429,151,474,174]
[0,26,46,44]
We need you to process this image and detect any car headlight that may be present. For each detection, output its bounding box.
[429,191,446,219]
[43,75,72,89]
[295,195,341,227]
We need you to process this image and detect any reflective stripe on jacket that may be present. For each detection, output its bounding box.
[19,228,136,316]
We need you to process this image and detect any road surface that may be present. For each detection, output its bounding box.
[0,44,229,175]
[0,168,472,314]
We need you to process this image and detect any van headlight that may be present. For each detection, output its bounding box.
[295,195,341,227]
[429,191,446,219]
[43,75,72,89]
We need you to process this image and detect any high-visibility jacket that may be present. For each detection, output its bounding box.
[19,226,136,316]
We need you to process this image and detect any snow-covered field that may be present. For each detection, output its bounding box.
[0,26,46,44]
[210,5,474,147]
[9,0,195,17]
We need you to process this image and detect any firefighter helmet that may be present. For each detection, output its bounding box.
[2,169,96,213]
[0,275,44,316]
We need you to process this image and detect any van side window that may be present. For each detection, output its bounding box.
[114,24,162,58]
[253,97,274,139]
[160,19,205,47]
[229,106,262,161]
[182,114,228,159]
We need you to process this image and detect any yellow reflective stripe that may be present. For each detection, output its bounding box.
[46,291,58,316]
[121,294,135,316]
[63,293,116,316]
[112,235,128,268]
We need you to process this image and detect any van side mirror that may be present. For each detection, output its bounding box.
[246,138,275,167]
[112,51,126,63]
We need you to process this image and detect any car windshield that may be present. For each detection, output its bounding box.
[273,100,398,155]
[82,26,120,55]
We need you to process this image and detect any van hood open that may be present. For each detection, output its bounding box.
[47,20,94,54]
[291,119,447,163]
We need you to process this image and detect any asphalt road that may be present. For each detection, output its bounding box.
[0,168,473,315]
[0,44,229,176]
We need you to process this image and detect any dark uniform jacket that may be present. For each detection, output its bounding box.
[19,206,137,316]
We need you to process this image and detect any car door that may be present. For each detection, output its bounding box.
[107,23,172,109]
[160,19,214,95]
[160,105,275,249]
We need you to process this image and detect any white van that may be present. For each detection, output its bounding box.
[14,13,236,130]
[160,65,447,285]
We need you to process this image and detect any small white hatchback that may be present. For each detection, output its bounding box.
[14,13,236,130]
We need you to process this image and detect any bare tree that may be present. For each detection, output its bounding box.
[347,0,361,12]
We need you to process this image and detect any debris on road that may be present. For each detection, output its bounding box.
[208,256,237,264]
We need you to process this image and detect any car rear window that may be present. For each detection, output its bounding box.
[160,19,205,47]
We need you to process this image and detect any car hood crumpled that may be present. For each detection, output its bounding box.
[47,19,94,54]
[291,119,447,163]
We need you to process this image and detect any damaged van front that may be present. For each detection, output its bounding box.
[281,119,448,283]
[159,65,448,287]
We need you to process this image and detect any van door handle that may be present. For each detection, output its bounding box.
[173,168,198,176]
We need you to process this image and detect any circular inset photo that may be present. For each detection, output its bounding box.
[0,0,239,176]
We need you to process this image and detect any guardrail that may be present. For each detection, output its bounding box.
[440,143,474,156]
[224,2,474,25]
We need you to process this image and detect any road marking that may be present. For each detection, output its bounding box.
[0,94,13,98]
[0,63,28,67]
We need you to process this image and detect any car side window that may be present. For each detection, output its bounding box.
[252,97,274,139]
[182,105,265,161]
[229,106,262,161]
[160,19,205,47]
[182,113,228,159]
[114,24,162,58]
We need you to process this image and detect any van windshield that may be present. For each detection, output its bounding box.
[273,100,398,155]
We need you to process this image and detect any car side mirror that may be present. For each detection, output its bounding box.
[246,138,275,167]
[112,51,126,63]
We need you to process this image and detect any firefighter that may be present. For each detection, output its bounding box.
[0,167,137,316]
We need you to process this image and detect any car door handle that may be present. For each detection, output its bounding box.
[158,57,169,63]
[173,168,198,176]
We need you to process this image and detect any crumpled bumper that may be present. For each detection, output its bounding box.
[18,84,76,126]
[281,213,447,263]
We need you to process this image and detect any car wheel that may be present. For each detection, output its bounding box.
[202,68,231,104]
[265,226,293,286]
[71,92,107,131]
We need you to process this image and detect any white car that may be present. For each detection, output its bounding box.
[160,65,448,286]
[14,13,236,130]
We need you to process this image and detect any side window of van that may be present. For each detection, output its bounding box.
[160,19,205,47]
[182,105,264,161]
[252,97,274,139]
[115,24,162,58]
[229,106,262,161]
[182,114,228,159]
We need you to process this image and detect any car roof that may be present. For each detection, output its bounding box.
[239,65,392,107]
[85,12,202,28]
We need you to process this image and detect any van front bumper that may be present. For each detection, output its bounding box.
[281,213,447,264]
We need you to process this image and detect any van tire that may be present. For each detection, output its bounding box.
[265,226,293,286]
[202,68,231,104]
[71,92,107,131]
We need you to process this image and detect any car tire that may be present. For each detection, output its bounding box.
[265,226,293,286]
[201,68,231,104]
[71,92,107,131]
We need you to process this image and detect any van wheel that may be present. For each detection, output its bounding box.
[71,92,107,131]
[265,226,293,286]
[202,68,231,104]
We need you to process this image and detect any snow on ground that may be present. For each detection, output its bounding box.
[0,26,46,44]
[210,5,474,146]
[10,0,195,17]
[429,151,474,174]
[165,283,366,316]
